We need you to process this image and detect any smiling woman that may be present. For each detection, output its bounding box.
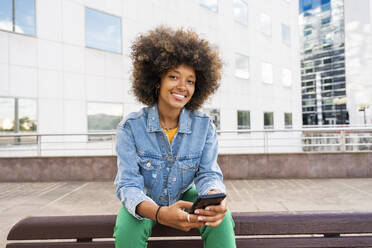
[113,26,236,248]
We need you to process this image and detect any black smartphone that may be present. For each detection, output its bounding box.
[189,193,226,214]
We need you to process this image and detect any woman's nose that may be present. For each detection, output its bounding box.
[176,78,187,88]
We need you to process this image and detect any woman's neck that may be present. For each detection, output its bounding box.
[157,103,180,130]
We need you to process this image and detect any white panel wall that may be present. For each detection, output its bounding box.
[2,0,302,139]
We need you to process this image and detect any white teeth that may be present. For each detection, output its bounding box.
[172,93,185,98]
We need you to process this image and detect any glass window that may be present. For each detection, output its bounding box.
[235,53,249,79]
[234,0,248,25]
[203,108,220,130]
[260,13,271,36]
[200,0,218,12]
[262,62,273,84]
[0,98,15,132]
[264,112,274,129]
[85,8,122,53]
[284,113,292,128]
[87,102,123,131]
[0,97,37,132]
[237,110,250,129]
[0,0,36,35]
[281,24,291,45]
[18,99,37,132]
[282,68,292,87]
[0,0,12,31]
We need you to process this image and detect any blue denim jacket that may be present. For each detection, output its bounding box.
[114,105,226,219]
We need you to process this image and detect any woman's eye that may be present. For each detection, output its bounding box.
[187,80,195,85]
[169,75,177,80]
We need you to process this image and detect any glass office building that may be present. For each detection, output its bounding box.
[299,0,349,125]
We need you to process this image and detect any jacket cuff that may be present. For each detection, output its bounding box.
[198,180,226,195]
[122,191,156,220]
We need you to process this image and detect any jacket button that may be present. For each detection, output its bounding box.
[146,162,151,167]
[172,177,177,182]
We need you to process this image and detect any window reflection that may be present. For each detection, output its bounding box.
[234,0,248,25]
[282,68,292,87]
[285,113,293,128]
[262,62,273,84]
[0,0,36,35]
[264,112,274,129]
[200,0,218,12]
[87,102,123,131]
[85,8,122,53]
[235,53,250,79]
[260,13,272,36]
[237,110,250,129]
[0,0,12,31]
[282,24,291,45]
[0,98,15,132]
[15,0,36,35]
[18,99,37,132]
[87,102,123,142]
[0,97,37,146]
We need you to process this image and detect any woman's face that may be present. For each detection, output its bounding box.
[158,64,196,111]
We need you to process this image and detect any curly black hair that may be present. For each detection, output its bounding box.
[131,26,223,110]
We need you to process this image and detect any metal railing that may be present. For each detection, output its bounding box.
[0,127,372,157]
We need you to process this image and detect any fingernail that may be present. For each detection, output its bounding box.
[205,222,211,226]
[198,216,203,221]
[205,207,210,211]
[195,210,200,214]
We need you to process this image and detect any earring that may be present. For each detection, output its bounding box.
[155,84,160,97]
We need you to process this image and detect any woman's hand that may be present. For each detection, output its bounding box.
[158,200,205,232]
[193,190,227,227]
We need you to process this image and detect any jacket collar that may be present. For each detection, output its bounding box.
[147,105,192,134]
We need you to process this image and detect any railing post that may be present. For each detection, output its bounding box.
[112,134,116,155]
[37,135,41,156]
[340,130,346,151]
[264,131,268,153]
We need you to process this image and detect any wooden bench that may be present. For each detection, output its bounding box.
[6,211,372,248]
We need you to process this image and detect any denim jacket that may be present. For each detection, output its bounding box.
[114,105,226,219]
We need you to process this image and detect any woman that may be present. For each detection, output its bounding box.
[113,26,236,248]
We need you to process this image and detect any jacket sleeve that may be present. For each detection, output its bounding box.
[114,121,156,220]
[194,118,226,195]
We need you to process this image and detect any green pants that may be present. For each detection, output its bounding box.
[113,188,236,248]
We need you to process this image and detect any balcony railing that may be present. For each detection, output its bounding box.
[0,126,371,157]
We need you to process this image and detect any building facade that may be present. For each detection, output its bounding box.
[344,0,372,125]
[300,0,372,126]
[0,0,301,153]
[299,0,349,125]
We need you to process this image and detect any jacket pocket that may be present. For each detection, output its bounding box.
[137,156,164,189]
[178,157,200,188]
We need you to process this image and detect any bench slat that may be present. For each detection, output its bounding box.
[6,241,114,248]
[7,236,372,248]
[7,212,372,241]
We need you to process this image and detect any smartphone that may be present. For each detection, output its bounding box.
[189,193,226,214]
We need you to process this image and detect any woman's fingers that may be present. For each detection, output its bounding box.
[175,200,193,210]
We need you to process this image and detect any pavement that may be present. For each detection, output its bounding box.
[2,178,372,246]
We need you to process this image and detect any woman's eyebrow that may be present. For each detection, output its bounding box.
[171,69,195,78]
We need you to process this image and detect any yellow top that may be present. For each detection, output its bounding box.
[163,127,178,144]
